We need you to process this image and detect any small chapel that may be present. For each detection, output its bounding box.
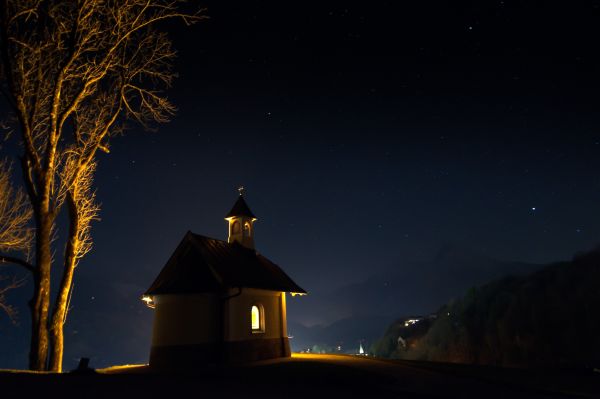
[142,189,306,367]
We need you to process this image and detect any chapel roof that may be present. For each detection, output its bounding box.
[144,232,306,295]
[225,195,257,219]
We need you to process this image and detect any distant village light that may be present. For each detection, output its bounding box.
[404,318,421,327]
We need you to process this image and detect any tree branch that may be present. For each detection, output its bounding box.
[0,274,27,324]
[0,254,34,273]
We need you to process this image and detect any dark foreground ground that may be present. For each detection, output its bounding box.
[1,354,599,398]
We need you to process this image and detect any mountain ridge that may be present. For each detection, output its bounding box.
[288,244,543,352]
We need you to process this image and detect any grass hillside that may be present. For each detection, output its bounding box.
[2,354,599,398]
[372,247,600,368]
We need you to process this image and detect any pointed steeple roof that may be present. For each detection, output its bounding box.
[225,194,257,219]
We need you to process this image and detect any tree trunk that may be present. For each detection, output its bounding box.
[26,159,55,371]
[48,192,79,372]
[28,215,52,371]
[48,251,76,372]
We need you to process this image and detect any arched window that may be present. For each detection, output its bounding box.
[244,221,252,236]
[231,220,240,234]
[251,304,264,332]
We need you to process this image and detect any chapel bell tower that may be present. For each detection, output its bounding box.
[225,187,257,249]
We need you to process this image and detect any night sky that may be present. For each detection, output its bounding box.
[3,1,600,368]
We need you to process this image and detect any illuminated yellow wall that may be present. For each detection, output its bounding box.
[151,293,220,347]
[280,291,287,337]
[224,287,286,342]
[150,288,289,348]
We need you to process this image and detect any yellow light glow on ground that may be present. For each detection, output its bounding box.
[96,364,148,374]
[0,369,56,374]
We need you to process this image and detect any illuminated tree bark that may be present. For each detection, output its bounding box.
[0,0,202,371]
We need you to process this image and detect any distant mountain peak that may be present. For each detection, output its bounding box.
[432,243,492,265]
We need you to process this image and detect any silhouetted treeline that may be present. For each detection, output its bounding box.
[372,247,600,367]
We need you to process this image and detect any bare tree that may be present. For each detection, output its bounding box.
[0,0,202,371]
[0,275,26,323]
[0,160,32,255]
[0,159,32,322]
